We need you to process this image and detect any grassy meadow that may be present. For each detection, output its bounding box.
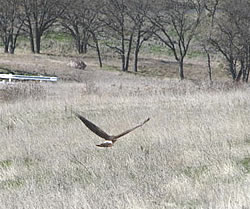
[0,49,250,208]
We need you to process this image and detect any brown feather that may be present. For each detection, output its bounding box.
[75,112,150,144]
[75,113,112,140]
[111,118,150,140]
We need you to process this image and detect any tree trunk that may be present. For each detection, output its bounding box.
[121,53,126,71]
[246,71,249,83]
[134,30,141,72]
[3,36,9,53]
[207,53,212,83]
[229,59,237,80]
[9,35,15,54]
[76,38,88,54]
[124,33,134,71]
[96,41,102,68]
[236,67,242,82]
[204,47,212,83]
[28,19,35,53]
[83,42,88,54]
[178,59,184,80]
[30,36,35,53]
[121,32,126,71]
[34,21,42,53]
[4,43,9,53]
[92,33,102,68]
[134,48,139,72]
[79,43,83,53]
[79,42,87,54]
[35,33,41,53]
[241,58,247,82]
[75,37,81,54]
[246,45,250,82]
[9,36,15,54]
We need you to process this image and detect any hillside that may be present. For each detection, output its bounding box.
[0,52,250,209]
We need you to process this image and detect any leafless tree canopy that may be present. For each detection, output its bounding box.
[0,0,23,53]
[208,0,250,82]
[0,0,250,81]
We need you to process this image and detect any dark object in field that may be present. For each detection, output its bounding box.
[75,112,150,147]
[68,60,87,70]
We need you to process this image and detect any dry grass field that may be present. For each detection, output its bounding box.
[0,52,250,208]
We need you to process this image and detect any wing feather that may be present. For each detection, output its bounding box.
[112,118,150,140]
[75,113,112,140]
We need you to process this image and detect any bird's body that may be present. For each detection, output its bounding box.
[74,112,150,147]
[96,140,114,147]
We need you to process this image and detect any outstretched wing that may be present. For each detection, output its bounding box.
[112,118,150,140]
[75,113,112,140]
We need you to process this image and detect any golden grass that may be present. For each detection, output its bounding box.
[0,73,250,208]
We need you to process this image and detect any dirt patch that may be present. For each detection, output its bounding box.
[0,52,230,82]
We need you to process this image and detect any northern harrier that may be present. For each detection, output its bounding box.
[75,113,150,147]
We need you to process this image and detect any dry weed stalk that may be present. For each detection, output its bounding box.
[0,78,249,209]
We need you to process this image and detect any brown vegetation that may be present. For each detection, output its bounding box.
[0,0,250,208]
[0,52,250,208]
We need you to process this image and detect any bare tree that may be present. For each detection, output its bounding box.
[60,0,103,67]
[0,0,23,54]
[148,0,203,80]
[61,0,95,54]
[199,0,220,82]
[100,0,137,71]
[20,0,65,53]
[209,0,250,82]
[126,0,154,72]
[231,0,250,82]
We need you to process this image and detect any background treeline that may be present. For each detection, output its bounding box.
[0,0,250,81]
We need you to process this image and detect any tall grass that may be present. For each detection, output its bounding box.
[0,78,250,209]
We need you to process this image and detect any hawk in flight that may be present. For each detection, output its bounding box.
[75,113,150,147]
